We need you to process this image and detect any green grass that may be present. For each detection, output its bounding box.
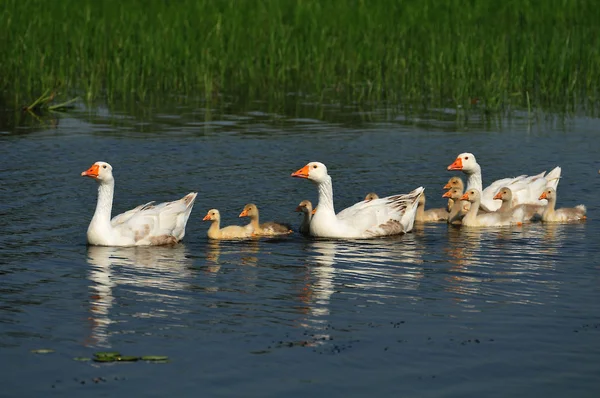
[1,0,600,112]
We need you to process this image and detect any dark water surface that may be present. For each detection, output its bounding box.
[1,104,599,397]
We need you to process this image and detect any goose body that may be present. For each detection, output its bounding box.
[442,187,469,225]
[460,189,525,227]
[539,188,586,222]
[448,153,561,211]
[291,162,423,238]
[81,162,197,246]
[415,193,448,223]
[295,200,314,236]
[493,187,544,221]
[239,203,293,236]
[203,209,252,239]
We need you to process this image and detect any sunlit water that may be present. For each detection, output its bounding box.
[1,103,599,397]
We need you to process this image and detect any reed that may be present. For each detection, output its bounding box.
[1,0,599,112]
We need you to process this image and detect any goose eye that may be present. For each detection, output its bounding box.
[312,165,317,169]
[102,165,107,169]
[465,156,469,160]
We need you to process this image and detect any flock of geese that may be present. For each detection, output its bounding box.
[81,153,587,247]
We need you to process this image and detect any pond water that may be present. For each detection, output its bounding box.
[1,102,599,397]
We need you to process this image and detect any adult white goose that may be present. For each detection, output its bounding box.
[291,162,423,238]
[81,162,197,246]
[447,152,561,211]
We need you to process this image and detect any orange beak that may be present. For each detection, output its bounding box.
[295,205,303,212]
[81,164,100,178]
[291,165,310,179]
[239,209,249,217]
[460,193,469,201]
[312,208,317,215]
[202,214,211,221]
[443,182,452,189]
[539,192,548,200]
[447,158,463,171]
[442,190,452,199]
[493,192,503,200]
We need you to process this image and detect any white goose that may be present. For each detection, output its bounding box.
[447,152,561,211]
[291,162,423,238]
[82,161,197,246]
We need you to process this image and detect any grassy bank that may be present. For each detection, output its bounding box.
[1,0,599,111]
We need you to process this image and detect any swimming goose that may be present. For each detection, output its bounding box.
[239,203,293,236]
[295,200,314,236]
[442,187,469,224]
[538,187,586,222]
[364,192,379,202]
[291,162,423,238]
[447,153,561,211]
[415,193,448,223]
[203,209,252,239]
[493,187,544,221]
[81,161,197,246]
[460,189,524,227]
[443,176,464,211]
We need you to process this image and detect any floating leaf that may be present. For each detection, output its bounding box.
[141,356,169,362]
[31,349,54,354]
[116,356,139,362]
[93,357,116,363]
[94,351,120,358]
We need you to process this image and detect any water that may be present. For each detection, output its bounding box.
[1,103,599,397]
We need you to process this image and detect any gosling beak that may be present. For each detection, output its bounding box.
[460,193,469,201]
[442,190,452,198]
[312,208,317,215]
[239,209,249,217]
[202,214,211,221]
[493,192,503,200]
[539,192,548,200]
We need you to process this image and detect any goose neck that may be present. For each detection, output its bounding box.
[465,164,483,192]
[316,176,335,213]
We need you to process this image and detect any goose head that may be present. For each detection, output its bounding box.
[539,187,556,201]
[202,209,220,222]
[81,161,114,183]
[448,153,478,172]
[295,200,313,214]
[291,161,329,183]
[460,189,481,203]
[443,188,463,200]
[239,203,258,218]
[493,187,513,202]
[443,176,464,190]
[364,192,379,202]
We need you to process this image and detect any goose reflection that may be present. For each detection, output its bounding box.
[85,244,193,347]
[443,223,570,308]
[300,236,426,330]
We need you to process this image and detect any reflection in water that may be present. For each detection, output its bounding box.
[86,245,193,347]
[442,223,576,309]
[300,236,426,335]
